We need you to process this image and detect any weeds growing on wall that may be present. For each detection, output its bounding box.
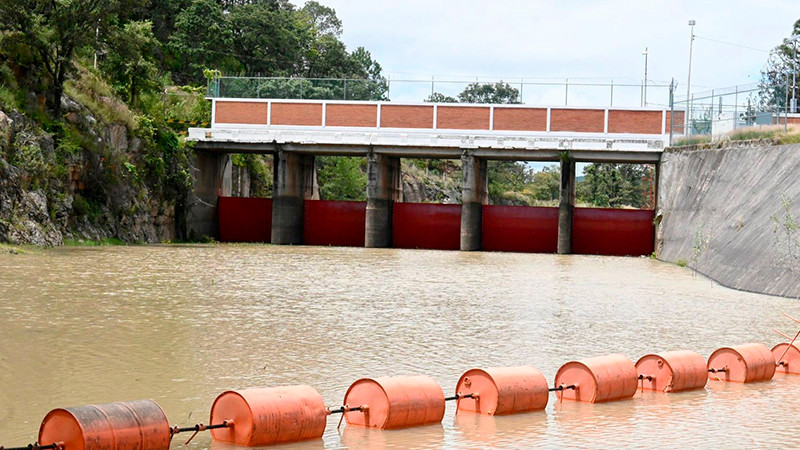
[771,194,800,277]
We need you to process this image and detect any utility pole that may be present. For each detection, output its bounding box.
[789,34,800,113]
[642,47,649,107]
[686,20,696,136]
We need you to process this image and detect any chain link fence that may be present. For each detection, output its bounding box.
[672,81,800,144]
[207,75,672,107]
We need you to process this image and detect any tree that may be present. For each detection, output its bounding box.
[529,165,560,201]
[577,163,653,208]
[425,92,458,103]
[458,81,521,104]
[317,156,366,200]
[101,21,160,107]
[301,1,342,37]
[759,19,800,110]
[168,0,234,85]
[228,2,311,77]
[0,0,115,117]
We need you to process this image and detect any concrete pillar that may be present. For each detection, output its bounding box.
[460,152,488,251]
[365,152,401,247]
[271,150,318,245]
[186,150,231,240]
[557,154,576,254]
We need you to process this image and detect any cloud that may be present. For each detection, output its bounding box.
[319,0,798,104]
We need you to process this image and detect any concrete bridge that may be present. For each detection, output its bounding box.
[187,98,683,254]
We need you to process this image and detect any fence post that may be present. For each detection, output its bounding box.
[343,79,347,100]
[610,80,614,106]
[565,78,569,105]
[669,78,674,146]
[734,86,738,129]
[710,90,714,137]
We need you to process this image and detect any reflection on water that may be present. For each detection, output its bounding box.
[1,245,798,448]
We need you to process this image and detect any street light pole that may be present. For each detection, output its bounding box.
[642,47,649,107]
[686,20,696,136]
[789,34,800,113]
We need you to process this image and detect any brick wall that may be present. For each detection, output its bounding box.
[326,104,377,127]
[436,106,490,130]
[666,111,685,135]
[493,108,547,131]
[271,103,323,126]
[213,100,669,136]
[608,110,662,134]
[215,101,268,124]
[550,109,605,133]
[380,105,434,129]
[775,116,800,125]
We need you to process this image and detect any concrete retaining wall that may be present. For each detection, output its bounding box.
[657,143,800,298]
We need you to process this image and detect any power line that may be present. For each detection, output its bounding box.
[694,35,771,53]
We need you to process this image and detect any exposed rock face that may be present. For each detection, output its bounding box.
[0,99,177,245]
[657,142,800,298]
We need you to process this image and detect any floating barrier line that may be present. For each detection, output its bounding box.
[7,336,800,449]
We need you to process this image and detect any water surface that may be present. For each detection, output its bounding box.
[1,245,797,448]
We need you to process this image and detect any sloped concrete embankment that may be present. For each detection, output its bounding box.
[657,143,800,298]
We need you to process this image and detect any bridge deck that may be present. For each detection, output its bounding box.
[189,99,679,163]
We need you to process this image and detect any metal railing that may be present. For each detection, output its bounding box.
[206,75,673,108]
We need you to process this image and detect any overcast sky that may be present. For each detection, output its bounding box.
[320,0,799,106]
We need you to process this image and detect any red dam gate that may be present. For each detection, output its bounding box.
[572,208,654,256]
[482,206,559,253]
[218,196,272,243]
[393,203,461,250]
[303,200,366,247]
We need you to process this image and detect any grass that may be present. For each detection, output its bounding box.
[676,259,688,267]
[672,135,712,146]
[64,65,137,131]
[672,125,800,148]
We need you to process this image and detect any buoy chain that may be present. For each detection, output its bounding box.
[548,385,576,392]
[1,443,61,450]
[326,405,366,415]
[445,393,476,402]
[170,420,231,435]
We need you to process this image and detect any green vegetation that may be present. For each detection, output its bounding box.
[0,0,392,243]
[672,135,712,146]
[317,157,366,201]
[676,259,688,267]
[577,163,654,209]
[771,194,800,275]
[672,125,800,148]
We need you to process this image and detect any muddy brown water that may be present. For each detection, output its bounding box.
[2,245,799,448]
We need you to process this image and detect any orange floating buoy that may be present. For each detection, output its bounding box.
[454,366,549,415]
[554,353,638,403]
[343,375,445,429]
[38,399,171,450]
[707,343,776,383]
[210,385,327,447]
[635,350,708,392]
[772,343,800,374]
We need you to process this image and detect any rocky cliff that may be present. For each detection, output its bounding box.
[0,97,183,246]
